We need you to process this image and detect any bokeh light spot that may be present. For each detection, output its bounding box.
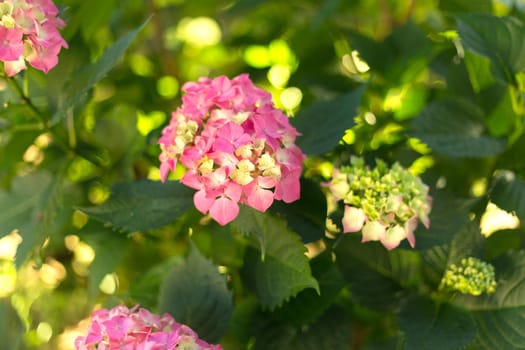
[244,45,271,68]
[280,87,302,111]
[129,53,154,77]
[267,64,291,88]
[156,76,180,99]
[176,17,222,47]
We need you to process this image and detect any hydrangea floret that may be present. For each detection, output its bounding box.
[439,257,497,296]
[0,0,67,76]
[158,74,305,225]
[326,157,431,250]
[75,304,222,350]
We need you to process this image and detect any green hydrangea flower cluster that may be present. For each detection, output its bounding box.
[326,157,431,250]
[439,257,497,296]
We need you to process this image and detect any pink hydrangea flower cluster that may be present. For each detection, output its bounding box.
[326,157,432,250]
[0,0,68,76]
[158,74,305,225]
[75,305,222,350]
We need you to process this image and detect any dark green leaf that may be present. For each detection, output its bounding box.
[159,241,233,343]
[0,171,54,265]
[457,14,525,84]
[254,307,351,350]
[293,86,364,155]
[80,180,194,232]
[398,295,477,350]
[270,178,326,243]
[234,206,319,309]
[414,189,474,250]
[78,220,132,300]
[422,223,486,287]
[469,307,525,350]
[126,256,183,310]
[0,299,23,350]
[498,133,525,172]
[52,18,150,124]
[271,251,346,326]
[490,170,525,222]
[411,98,505,158]
[335,235,420,311]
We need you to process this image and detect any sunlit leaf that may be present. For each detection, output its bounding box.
[159,241,233,343]
[490,170,525,222]
[457,14,525,84]
[411,98,505,158]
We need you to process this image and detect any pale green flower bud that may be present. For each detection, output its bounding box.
[439,257,497,296]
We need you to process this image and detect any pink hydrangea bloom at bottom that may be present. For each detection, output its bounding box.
[74,305,222,350]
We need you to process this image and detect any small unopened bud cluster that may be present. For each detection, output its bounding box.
[325,157,431,250]
[439,257,497,296]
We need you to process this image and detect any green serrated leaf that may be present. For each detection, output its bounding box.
[490,170,525,222]
[293,86,364,155]
[52,18,150,124]
[411,98,505,158]
[398,295,477,350]
[469,307,525,350]
[270,178,326,243]
[335,235,420,311]
[159,241,233,343]
[80,180,194,232]
[234,206,319,309]
[456,14,525,85]
[414,189,474,250]
[271,251,346,326]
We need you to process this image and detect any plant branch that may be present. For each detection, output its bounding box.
[6,76,49,129]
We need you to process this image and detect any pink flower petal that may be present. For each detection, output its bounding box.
[193,190,215,214]
[209,196,239,225]
[361,221,386,243]
[342,206,366,233]
[381,225,407,250]
[244,181,275,212]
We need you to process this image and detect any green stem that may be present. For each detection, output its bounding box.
[6,75,49,129]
